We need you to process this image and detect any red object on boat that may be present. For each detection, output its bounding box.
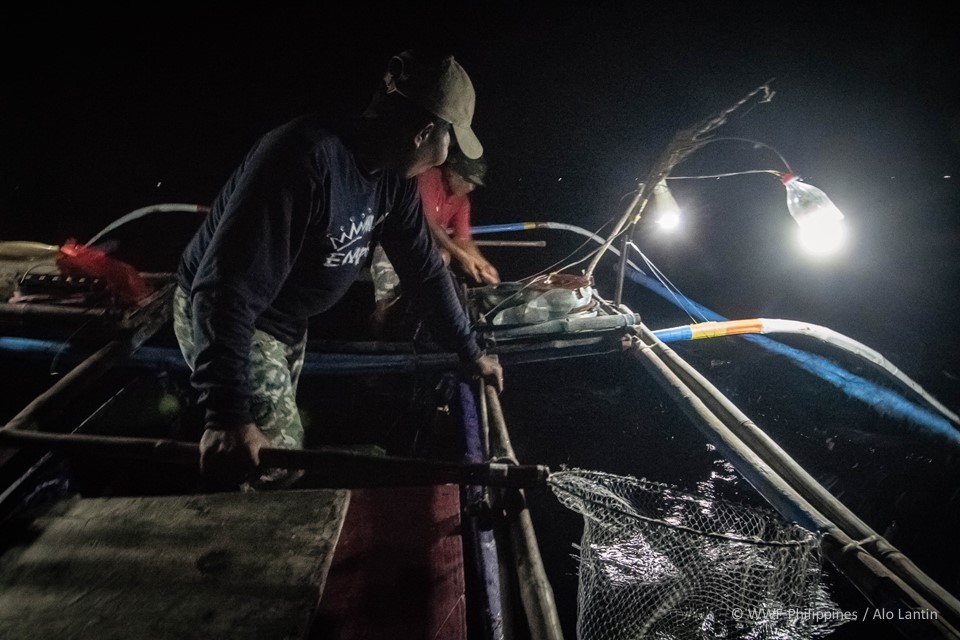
[310,485,467,639]
[56,240,151,306]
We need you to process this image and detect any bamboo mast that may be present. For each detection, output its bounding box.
[582,83,775,306]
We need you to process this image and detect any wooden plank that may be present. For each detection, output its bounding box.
[0,489,349,640]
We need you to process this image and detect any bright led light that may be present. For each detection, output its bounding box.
[797,216,847,255]
[657,210,681,230]
[653,180,682,231]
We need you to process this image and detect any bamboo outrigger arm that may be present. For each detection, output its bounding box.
[0,285,172,436]
[581,83,775,305]
[626,323,960,638]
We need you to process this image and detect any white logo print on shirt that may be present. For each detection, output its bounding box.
[324,209,376,268]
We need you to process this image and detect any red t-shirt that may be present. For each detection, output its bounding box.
[417,167,472,241]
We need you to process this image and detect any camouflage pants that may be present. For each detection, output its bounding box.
[370,244,402,304]
[173,287,306,449]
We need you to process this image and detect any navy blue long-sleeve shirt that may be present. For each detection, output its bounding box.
[177,115,482,428]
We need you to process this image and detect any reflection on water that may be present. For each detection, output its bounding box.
[503,345,959,639]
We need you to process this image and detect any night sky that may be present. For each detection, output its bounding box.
[3,4,958,397]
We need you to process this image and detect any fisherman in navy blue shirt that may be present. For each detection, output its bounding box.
[174,51,503,487]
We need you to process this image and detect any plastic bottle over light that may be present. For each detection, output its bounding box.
[781,173,846,255]
[781,174,843,225]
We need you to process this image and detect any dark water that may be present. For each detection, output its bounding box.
[499,281,960,639]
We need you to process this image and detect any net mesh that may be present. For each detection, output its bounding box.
[549,469,848,639]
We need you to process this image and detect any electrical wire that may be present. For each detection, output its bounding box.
[627,241,708,325]
[472,220,618,323]
[668,169,783,180]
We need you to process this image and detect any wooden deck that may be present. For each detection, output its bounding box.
[0,489,349,640]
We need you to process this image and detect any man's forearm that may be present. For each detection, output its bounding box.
[427,219,467,259]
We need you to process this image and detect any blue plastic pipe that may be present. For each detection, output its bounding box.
[626,269,960,446]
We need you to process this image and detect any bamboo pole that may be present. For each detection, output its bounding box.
[1,333,165,436]
[0,429,550,489]
[473,240,547,248]
[632,323,960,630]
[1,340,130,434]
[484,382,565,640]
[0,288,172,477]
[0,302,114,320]
[472,380,516,640]
[627,325,960,638]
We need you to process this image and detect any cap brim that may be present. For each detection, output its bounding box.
[453,123,483,159]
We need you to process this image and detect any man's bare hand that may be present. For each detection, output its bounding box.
[465,354,504,393]
[476,258,500,285]
[457,253,500,285]
[199,422,271,488]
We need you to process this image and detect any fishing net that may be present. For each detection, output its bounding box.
[549,469,848,639]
